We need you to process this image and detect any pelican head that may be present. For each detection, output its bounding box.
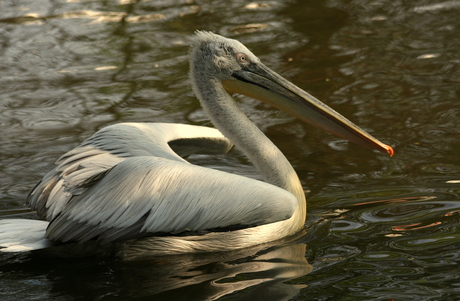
[190,31,393,156]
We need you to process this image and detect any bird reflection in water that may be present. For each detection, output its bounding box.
[117,233,311,300]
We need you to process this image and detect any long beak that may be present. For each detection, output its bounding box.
[222,63,394,156]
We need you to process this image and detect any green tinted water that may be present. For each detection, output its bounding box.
[1,0,459,300]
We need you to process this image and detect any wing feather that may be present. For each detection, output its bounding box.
[45,156,297,243]
[27,123,289,244]
[28,123,232,221]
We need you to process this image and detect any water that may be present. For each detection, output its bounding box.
[1,0,459,300]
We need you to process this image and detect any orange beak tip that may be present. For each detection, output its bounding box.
[386,145,395,157]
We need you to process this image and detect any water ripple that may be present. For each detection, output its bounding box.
[359,199,459,223]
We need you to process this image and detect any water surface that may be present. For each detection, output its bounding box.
[1,0,459,300]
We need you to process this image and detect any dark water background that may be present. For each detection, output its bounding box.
[1,0,459,300]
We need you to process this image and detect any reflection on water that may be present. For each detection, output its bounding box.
[1,235,311,301]
[120,241,310,300]
[1,0,460,300]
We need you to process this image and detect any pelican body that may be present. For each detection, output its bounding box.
[0,32,393,256]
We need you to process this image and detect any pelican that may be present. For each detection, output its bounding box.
[0,31,393,256]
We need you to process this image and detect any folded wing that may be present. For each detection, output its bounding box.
[27,123,296,243]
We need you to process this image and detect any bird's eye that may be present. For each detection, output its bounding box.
[236,53,250,66]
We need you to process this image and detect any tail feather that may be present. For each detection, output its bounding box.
[0,219,51,252]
